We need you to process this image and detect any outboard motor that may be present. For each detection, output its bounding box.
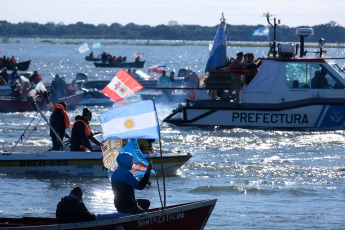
[296,28,314,57]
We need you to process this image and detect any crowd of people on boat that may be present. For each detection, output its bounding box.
[0,55,17,66]
[101,51,124,64]
[208,51,262,103]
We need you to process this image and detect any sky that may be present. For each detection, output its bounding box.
[2,0,345,28]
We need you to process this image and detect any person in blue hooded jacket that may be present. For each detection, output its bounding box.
[111,152,153,215]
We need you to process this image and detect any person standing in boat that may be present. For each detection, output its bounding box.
[50,101,70,151]
[56,186,96,224]
[157,70,172,97]
[111,152,153,214]
[242,53,262,88]
[70,107,93,151]
[227,52,252,104]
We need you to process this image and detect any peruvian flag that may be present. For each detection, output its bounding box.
[100,69,143,102]
[148,64,166,75]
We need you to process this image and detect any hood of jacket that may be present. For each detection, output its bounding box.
[116,152,133,170]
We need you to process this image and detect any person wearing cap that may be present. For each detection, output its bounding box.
[49,101,70,150]
[70,107,93,151]
[228,51,253,104]
[111,152,153,214]
[56,186,96,224]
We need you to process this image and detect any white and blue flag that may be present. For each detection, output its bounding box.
[100,100,160,141]
[205,21,227,72]
[252,26,269,37]
[78,42,90,53]
[92,42,101,49]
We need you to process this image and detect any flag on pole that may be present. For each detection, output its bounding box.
[78,42,90,53]
[148,64,166,75]
[100,69,143,102]
[252,26,269,37]
[99,99,160,141]
[205,21,227,72]
[102,139,155,178]
[134,52,144,56]
[92,42,101,49]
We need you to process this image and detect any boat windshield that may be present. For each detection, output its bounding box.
[286,62,345,89]
[132,70,151,80]
[332,64,345,79]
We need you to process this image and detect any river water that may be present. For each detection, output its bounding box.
[0,38,345,229]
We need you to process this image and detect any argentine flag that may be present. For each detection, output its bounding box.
[92,42,101,49]
[100,100,160,141]
[252,26,269,37]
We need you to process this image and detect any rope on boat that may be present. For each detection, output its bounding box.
[10,111,40,154]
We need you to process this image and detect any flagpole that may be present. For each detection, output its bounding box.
[152,99,166,208]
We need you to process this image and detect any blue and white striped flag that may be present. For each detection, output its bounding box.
[92,42,101,49]
[252,26,269,37]
[78,42,90,53]
[100,100,160,141]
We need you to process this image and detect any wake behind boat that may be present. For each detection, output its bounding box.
[164,15,345,130]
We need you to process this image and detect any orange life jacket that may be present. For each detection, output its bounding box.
[72,119,91,149]
[243,62,258,77]
[52,104,70,128]
[230,59,243,74]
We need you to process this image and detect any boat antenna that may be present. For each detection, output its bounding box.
[264,12,280,58]
[220,12,226,23]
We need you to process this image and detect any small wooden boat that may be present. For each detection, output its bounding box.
[0,145,192,177]
[0,199,216,229]
[0,60,31,71]
[94,61,146,68]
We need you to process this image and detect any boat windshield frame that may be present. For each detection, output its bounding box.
[331,63,345,79]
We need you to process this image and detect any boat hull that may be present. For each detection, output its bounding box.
[0,199,216,230]
[0,93,83,112]
[94,61,146,68]
[0,60,31,71]
[0,146,192,177]
[164,99,345,129]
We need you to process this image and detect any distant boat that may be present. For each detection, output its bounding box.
[85,56,127,62]
[94,60,146,68]
[0,60,31,71]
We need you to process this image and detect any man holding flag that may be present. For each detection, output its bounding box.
[100,100,159,214]
[111,152,153,214]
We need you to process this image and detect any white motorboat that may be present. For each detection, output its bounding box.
[164,18,345,129]
[0,145,192,177]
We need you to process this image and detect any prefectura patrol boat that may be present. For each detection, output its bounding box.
[164,14,345,129]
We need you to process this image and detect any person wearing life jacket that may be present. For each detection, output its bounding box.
[50,101,70,150]
[70,107,93,151]
[242,53,262,88]
[227,52,252,104]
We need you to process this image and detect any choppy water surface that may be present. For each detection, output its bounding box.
[0,39,345,229]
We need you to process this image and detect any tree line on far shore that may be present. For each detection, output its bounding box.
[0,20,344,43]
